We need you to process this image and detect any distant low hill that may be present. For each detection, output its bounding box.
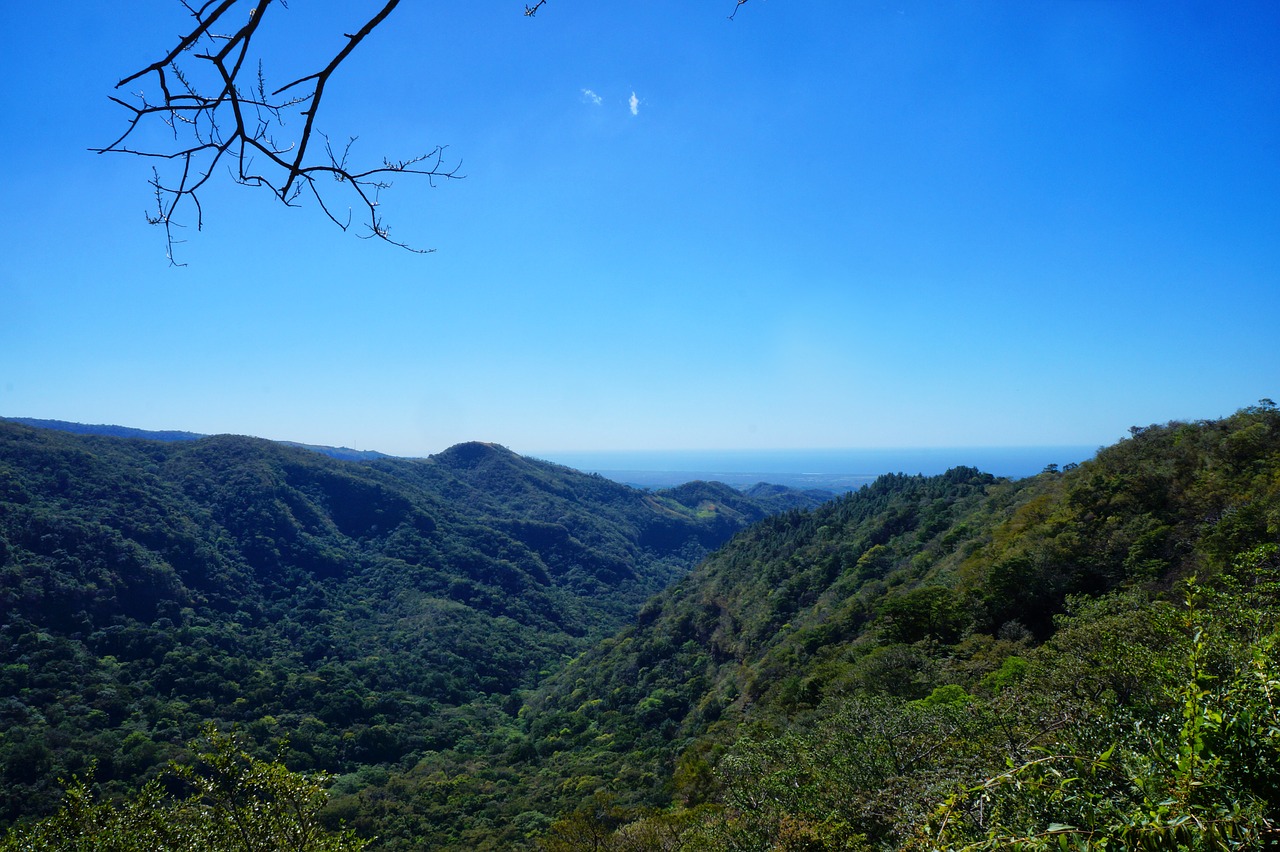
[0,417,391,461]
[2,417,206,443]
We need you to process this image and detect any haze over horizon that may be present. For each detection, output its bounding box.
[2,3,1276,456]
[2,414,1096,475]
[2,415,1097,492]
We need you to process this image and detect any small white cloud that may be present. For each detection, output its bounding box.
[581,88,602,105]
[629,92,640,116]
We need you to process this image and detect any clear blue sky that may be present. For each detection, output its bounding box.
[2,2,1277,457]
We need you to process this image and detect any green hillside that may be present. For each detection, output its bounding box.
[0,422,823,831]
[514,403,1280,849]
[4,405,1279,850]
[242,404,1276,850]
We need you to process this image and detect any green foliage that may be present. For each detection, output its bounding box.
[0,422,818,836]
[915,580,1280,851]
[500,406,1280,849]
[977,655,1028,694]
[961,404,1280,637]
[7,406,1280,849]
[0,729,365,851]
[880,586,967,644]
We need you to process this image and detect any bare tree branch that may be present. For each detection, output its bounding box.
[99,1,749,264]
[95,0,461,264]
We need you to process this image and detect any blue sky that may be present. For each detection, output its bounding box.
[2,1,1277,457]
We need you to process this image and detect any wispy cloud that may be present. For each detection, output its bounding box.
[581,88,602,106]
[629,92,640,116]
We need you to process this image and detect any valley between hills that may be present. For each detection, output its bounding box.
[2,405,1279,850]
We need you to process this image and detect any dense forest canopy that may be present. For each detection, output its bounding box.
[0,420,821,838]
[3,403,1279,849]
[517,402,1280,850]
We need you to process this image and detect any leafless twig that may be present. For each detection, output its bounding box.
[95,0,461,264]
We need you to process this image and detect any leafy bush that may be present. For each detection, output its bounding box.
[0,729,365,852]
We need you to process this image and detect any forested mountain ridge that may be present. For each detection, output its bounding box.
[328,404,1278,850]
[0,421,826,829]
[0,416,390,461]
[504,403,1280,849]
[5,406,1280,851]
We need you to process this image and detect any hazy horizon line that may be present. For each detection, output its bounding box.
[535,445,1100,481]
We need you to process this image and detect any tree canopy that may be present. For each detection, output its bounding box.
[0,729,367,852]
[5,406,1279,848]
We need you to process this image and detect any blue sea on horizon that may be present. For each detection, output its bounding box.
[536,446,1101,492]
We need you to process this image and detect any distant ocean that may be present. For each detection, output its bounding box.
[536,446,1101,491]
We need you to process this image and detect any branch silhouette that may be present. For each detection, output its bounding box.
[95,0,461,264]
[98,1,749,263]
